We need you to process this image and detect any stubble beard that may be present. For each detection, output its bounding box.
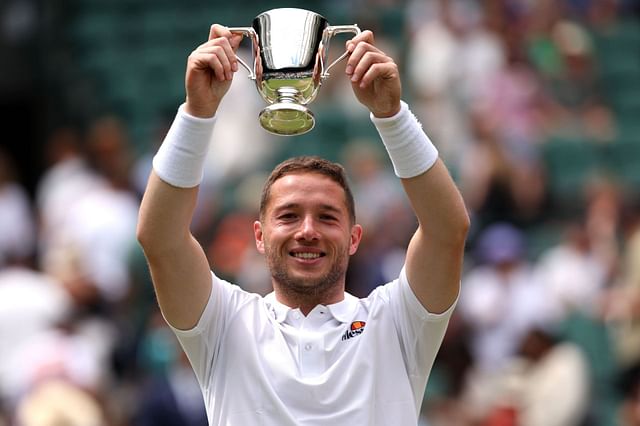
[265,245,349,303]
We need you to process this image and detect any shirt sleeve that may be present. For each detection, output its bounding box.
[169,271,253,390]
[385,266,457,379]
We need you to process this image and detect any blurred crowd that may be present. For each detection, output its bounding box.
[1,0,640,425]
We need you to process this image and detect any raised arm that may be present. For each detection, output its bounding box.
[137,25,242,330]
[346,31,469,314]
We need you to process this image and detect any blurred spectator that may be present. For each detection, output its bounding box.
[206,210,260,284]
[341,139,415,296]
[4,313,115,409]
[535,221,609,322]
[85,115,135,191]
[607,212,640,369]
[406,0,505,167]
[618,365,640,426]
[223,172,273,296]
[0,148,36,267]
[584,179,622,279]
[529,12,616,143]
[340,139,406,230]
[36,126,104,260]
[478,328,590,426]
[471,24,548,168]
[459,223,553,373]
[38,117,140,308]
[455,2,552,230]
[40,185,139,306]
[459,111,548,230]
[0,267,71,405]
[586,0,621,29]
[341,139,416,297]
[135,312,207,426]
[15,379,107,426]
[203,63,276,183]
[419,317,475,426]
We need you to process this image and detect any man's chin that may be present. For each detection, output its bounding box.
[285,274,326,290]
[268,255,348,297]
[275,273,337,296]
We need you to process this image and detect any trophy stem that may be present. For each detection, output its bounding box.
[259,87,315,136]
[276,87,304,104]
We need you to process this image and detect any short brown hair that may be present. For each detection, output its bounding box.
[259,156,356,224]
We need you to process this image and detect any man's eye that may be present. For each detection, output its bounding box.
[320,214,337,221]
[278,213,296,220]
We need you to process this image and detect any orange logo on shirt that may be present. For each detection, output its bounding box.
[342,321,366,341]
[351,321,366,331]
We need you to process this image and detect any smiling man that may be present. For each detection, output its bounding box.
[137,25,469,426]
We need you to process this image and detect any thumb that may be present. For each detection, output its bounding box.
[230,34,244,51]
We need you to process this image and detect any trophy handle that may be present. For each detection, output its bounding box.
[228,27,259,80]
[321,25,361,78]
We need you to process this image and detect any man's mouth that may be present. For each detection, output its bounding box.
[290,251,325,260]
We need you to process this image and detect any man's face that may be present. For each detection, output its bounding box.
[254,172,362,298]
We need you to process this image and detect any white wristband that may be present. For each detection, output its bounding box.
[370,101,439,179]
[152,104,216,188]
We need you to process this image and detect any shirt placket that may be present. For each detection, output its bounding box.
[297,308,327,378]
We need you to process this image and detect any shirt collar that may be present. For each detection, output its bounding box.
[326,292,359,323]
[264,292,290,323]
[264,292,359,324]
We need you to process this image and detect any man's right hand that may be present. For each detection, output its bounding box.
[185,24,243,118]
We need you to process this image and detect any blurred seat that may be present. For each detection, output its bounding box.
[541,136,603,205]
[604,135,640,189]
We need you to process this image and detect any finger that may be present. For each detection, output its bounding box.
[212,39,237,76]
[345,30,375,53]
[205,25,242,71]
[208,24,243,51]
[196,38,238,76]
[209,24,232,41]
[190,51,227,81]
[199,47,236,80]
[229,33,243,51]
[349,50,392,83]
[358,62,399,89]
[345,42,384,77]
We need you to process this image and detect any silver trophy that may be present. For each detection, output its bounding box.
[229,8,360,136]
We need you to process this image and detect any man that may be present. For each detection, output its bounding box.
[137,25,469,425]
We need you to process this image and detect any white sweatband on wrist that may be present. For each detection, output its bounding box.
[370,101,439,179]
[152,104,216,188]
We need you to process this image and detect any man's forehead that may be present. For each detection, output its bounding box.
[268,173,348,207]
[277,171,334,182]
[272,172,342,191]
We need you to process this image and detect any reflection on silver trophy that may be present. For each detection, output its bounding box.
[229,8,360,136]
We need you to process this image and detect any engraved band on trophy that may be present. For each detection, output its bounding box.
[228,8,360,136]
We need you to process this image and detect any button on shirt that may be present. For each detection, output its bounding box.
[270,304,335,378]
[172,267,455,426]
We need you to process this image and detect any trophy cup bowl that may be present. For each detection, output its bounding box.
[229,8,360,136]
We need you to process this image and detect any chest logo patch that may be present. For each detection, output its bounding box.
[341,321,366,341]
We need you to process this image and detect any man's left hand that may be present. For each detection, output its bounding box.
[345,30,402,118]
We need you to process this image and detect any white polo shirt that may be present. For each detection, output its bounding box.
[172,268,455,425]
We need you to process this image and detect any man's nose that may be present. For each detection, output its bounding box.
[296,216,320,241]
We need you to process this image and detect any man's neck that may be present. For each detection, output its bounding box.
[273,286,345,316]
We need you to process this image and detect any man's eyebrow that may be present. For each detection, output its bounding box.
[272,202,300,212]
[272,203,343,213]
[318,204,342,214]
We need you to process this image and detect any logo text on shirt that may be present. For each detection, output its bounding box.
[342,321,366,341]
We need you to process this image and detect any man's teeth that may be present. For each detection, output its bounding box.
[293,252,321,259]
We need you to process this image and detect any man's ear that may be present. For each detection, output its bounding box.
[349,224,363,256]
[254,220,265,254]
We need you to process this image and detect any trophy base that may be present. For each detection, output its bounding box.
[259,103,315,136]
